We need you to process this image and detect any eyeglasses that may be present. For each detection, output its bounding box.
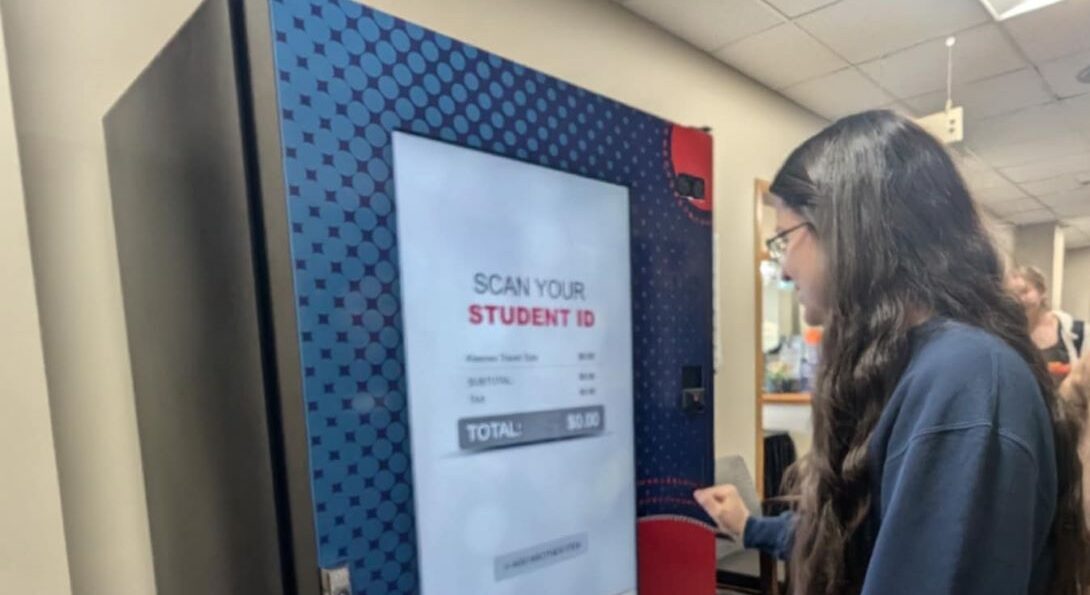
[765,222,812,262]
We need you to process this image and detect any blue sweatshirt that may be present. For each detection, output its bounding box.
[745,319,1057,594]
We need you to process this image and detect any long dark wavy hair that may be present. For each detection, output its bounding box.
[770,110,1087,594]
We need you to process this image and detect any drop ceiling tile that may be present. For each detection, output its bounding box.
[1021,174,1090,197]
[1055,200,1090,218]
[1001,153,1090,182]
[979,204,1004,221]
[1039,48,1090,98]
[989,196,1045,214]
[1007,208,1058,225]
[976,180,1029,203]
[781,67,892,119]
[1002,0,1090,63]
[882,101,918,118]
[795,0,990,63]
[763,0,841,17]
[952,147,996,173]
[1040,186,1090,209]
[968,132,1090,169]
[859,24,1026,99]
[903,68,1054,121]
[714,22,847,90]
[963,166,1012,192]
[967,103,1071,148]
[1067,215,1090,230]
[1063,94,1090,137]
[621,0,784,51]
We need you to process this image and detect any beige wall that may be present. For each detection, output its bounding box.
[0,0,819,590]
[1064,247,1090,323]
[0,7,72,594]
[985,215,1015,265]
[366,0,822,482]
[1015,222,1066,307]
[0,1,201,593]
[1054,226,1066,309]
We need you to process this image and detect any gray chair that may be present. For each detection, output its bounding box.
[714,455,788,595]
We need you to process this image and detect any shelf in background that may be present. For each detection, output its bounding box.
[761,392,811,405]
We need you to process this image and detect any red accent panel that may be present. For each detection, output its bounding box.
[638,519,716,595]
[670,125,713,212]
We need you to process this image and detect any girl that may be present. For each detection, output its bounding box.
[1008,265,1085,381]
[696,111,1086,594]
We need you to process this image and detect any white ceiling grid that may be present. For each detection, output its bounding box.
[616,0,1090,247]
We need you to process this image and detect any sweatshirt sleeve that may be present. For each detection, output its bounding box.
[743,511,794,560]
[861,426,1046,595]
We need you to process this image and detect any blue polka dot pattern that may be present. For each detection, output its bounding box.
[267,1,713,592]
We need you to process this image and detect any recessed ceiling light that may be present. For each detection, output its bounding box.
[977,0,1067,20]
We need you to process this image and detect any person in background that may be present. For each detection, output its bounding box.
[1058,330,1090,591]
[1008,265,1085,382]
[1007,267,1090,590]
[1009,267,1090,572]
[1009,266,1090,537]
[695,110,1087,594]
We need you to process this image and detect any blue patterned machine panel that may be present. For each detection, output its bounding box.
[265,1,715,592]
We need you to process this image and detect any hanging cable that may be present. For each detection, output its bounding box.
[945,36,956,113]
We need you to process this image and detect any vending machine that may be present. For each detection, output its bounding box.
[105,1,715,594]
